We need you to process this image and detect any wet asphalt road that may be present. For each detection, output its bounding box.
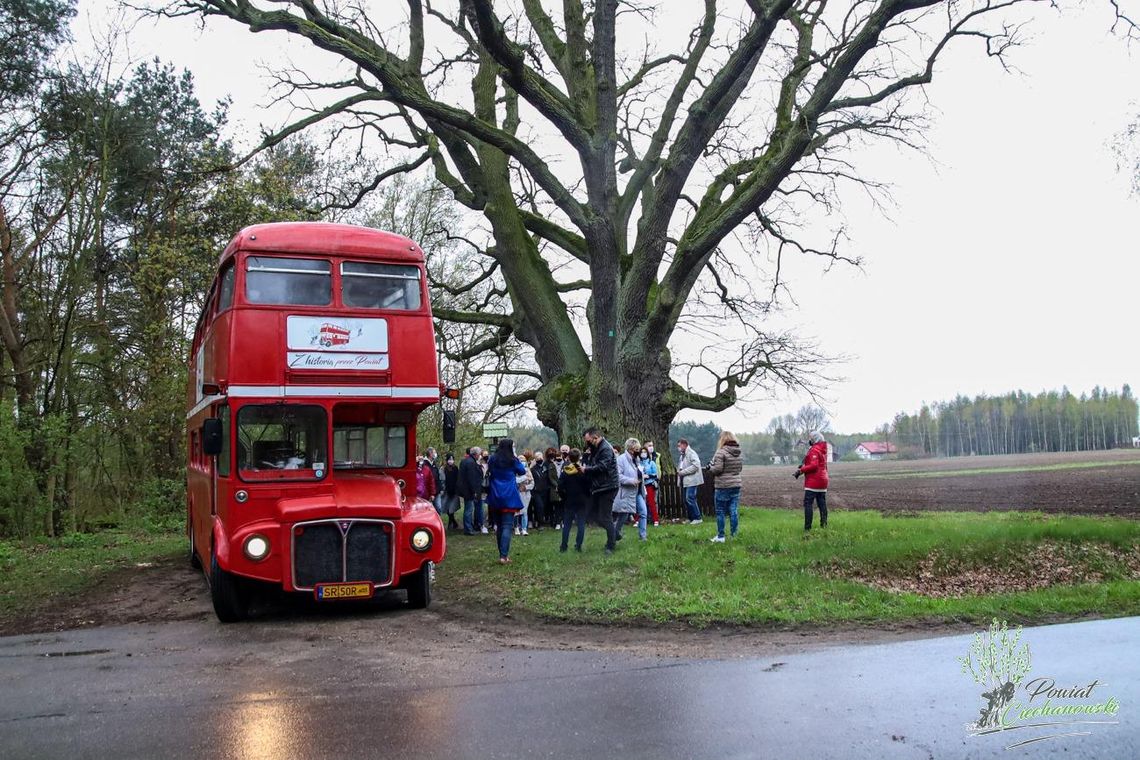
[1,615,1136,759]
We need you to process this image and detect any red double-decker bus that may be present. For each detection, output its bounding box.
[186,222,446,622]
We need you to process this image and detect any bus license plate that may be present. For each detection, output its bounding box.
[314,582,374,601]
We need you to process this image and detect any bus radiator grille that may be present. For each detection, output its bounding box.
[292,519,393,589]
[345,523,391,585]
[293,523,343,588]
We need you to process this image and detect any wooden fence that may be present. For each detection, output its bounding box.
[654,478,716,519]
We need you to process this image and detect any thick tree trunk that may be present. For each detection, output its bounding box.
[534,342,678,470]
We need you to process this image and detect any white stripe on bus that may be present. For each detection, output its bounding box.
[186,394,226,420]
[187,386,441,418]
[228,385,441,399]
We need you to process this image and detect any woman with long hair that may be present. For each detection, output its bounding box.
[708,430,744,542]
[486,439,527,563]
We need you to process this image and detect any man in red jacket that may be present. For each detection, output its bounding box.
[795,431,829,531]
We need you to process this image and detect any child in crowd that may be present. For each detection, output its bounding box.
[515,453,534,535]
[638,446,659,526]
[557,449,589,552]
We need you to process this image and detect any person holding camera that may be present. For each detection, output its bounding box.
[795,431,830,531]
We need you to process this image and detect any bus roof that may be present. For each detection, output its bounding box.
[220,223,424,266]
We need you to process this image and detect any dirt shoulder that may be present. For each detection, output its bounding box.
[0,555,1103,658]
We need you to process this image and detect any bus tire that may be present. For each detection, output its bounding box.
[210,550,248,623]
[406,562,432,609]
[188,521,202,570]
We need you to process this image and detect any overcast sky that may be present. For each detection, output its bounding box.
[77,2,1140,434]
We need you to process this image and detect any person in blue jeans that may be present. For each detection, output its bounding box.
[676,438,704,524]
[707,431,744,542]
[486,439,527,563]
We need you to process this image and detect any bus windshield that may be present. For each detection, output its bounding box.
[237,404,327,480]
[333,424,407,469]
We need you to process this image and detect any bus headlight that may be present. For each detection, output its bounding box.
[244,534,270,561]
[410,529,432,552]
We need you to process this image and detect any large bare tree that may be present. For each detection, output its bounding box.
[161,0,1134,445]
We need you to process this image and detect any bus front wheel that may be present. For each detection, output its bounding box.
[210,550,248,623]
[406,561,433,609]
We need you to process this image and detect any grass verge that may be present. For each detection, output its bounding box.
[435,509,1140,627]
[0,530,182,623]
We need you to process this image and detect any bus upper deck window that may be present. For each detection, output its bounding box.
[216,264,236,313]
[246,256,331,305]
[341,262,422,310]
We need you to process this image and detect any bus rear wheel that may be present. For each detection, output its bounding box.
[210,550,248,623]
[406,561,433,609]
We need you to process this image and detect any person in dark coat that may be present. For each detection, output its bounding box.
[486,439,527,563]
[557,448,589,552]
[530,451,552,529]
[458,447,485,535]
[580,427,619,554]
[442,453,460,530]
[425,447,443,514]
[544,446,561,527]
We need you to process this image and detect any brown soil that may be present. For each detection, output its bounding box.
[746,448,1140,516]
[826,540,1140,598]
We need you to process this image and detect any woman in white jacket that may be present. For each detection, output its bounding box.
[614,438,646,541]
[515,454,534,535]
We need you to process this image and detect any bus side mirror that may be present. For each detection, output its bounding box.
[442,410,456,444]
[202,418,224,456]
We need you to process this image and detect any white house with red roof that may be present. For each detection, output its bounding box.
[854,441,898,461]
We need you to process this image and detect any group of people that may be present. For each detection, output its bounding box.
[414,427,830,563]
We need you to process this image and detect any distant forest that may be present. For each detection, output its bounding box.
[888,386,1138,458]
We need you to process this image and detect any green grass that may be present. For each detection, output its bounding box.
[435,509,1140,627]
[848,459,1140,480]
[0,530,182,621]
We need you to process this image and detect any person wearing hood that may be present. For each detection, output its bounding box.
[795,431,830,531]
[707,431,745,542]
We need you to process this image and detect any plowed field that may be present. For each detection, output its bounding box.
[743,448,1140,516]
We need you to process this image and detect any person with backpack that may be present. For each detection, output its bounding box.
[796,431,830,531]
